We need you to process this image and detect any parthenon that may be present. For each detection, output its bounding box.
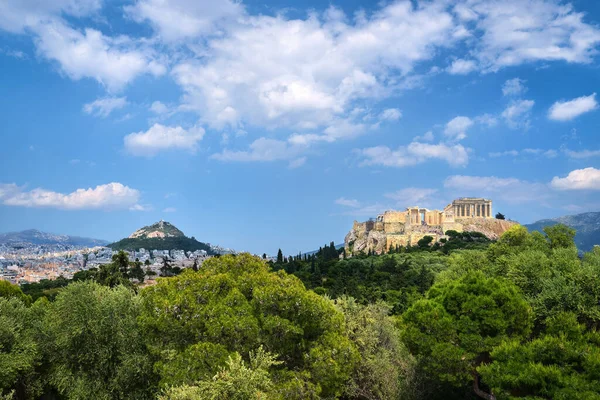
[372,197,493,231]
[346,198,515,255]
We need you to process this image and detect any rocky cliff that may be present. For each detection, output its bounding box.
[345,217,518,256]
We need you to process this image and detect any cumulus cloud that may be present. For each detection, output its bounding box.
[83,96,127,117]
[474,113,498,127]
[444,116,473,141]
[550,167,600,190]
[502,78,527,96]
[0,182,141,210]
[413,131,434,142]
[0,0,102,33]
[357,141,469,168]
[33,20,165,91]
[548,93,598,121]
[379,108,402,121]
[466,0,600,71]
[150,101,169,114]
[125,0,243,42]
[172,1,458,131]
[502,99,535,129]
[447,59,477,75]
[124,124,205,157]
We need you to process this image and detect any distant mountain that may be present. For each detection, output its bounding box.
[108,221,215,254]
[0,229,108,247]
[525,212,600,252]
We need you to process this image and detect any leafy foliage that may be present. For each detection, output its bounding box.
[334,297,417,400]
[42,281,155,399]
[402,272,531,391]
[160,346,281,400]
[0,280,32,305]
[140,253,358,398]
[479,312,600,399]
[0,297,43,399]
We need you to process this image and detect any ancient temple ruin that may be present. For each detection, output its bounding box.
[345,198,509,255]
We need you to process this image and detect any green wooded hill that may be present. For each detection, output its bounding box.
[107,236,215,253]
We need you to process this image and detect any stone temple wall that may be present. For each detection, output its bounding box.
[345,197,513,256]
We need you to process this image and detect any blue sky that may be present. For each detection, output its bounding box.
[1,0,600,255]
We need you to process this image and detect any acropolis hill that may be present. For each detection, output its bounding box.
[345,198,517,255]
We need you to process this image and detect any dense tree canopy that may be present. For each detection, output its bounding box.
[2,224,600,400]
[139,253,358,398]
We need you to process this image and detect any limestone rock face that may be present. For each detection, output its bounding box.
[129,220,185,239]
[344,217,518,256]
[458,218,518,240]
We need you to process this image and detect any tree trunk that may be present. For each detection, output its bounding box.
[473,371,496,400]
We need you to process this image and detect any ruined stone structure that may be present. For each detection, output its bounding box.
[345,198,516,255]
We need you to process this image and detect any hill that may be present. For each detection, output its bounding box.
[128,220,185,239]
[108,221,215,254]
[0,229,108,247]
[525,211,600,252]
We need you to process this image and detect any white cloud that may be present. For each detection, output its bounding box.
[413,131,434,142]
[447,58,477,75]
[444,116,473,141]
[385,188,438,206]
[33,20,165,91]
[83,96,127,117]
[150,101,169,114]
[548,93,598,121]
[502,78,527,96]
[379,108,402,121]
[444,175,548,203]
[335,197,361,208]
[124,123,205,157]
[550,167,600,190]
[468,0,600,71]
[358,141,469,168]
[163,207,177,213]
[0,0,102,33]
[563,149,600,159]
[125,0,243,42]
[172,1,458,131]
[0,182,141,210]
[502,99,535,129]
[474,113,498,127]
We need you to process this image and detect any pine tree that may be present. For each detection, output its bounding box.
[276,249,283,264]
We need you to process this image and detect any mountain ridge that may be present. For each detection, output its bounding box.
[0,229,109,247]
[525,211,600,251]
